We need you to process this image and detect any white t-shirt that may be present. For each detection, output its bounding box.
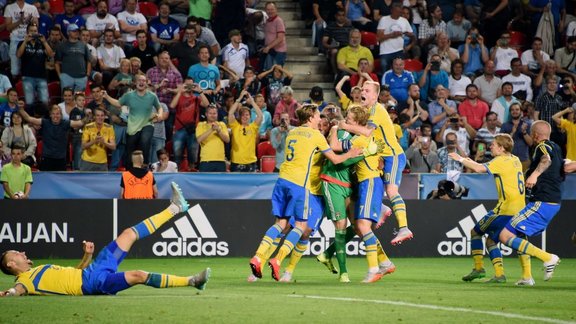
[3,2,39,41]
[520,49,550,72]
[448,75,472,97]
[97,44,126,69]
[86,13,120,33]
[377,15,412,55]
[221,43,249,77]
[493,47,518,71]
[116,10,147,42]
[444,127,470,155]
[502,73,533,101]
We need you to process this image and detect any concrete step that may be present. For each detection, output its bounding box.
[284,62,330,74]
[286,28,312,37]
[286,37,312,48]
[293,73,333,82]
[284,20,305,29]
[286,46,318,55]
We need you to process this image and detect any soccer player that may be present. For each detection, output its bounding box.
[339,81,412,245]
[498,121,563,281]
[449,134,531,285]
[249,104,361,281]
[0,183,210,297]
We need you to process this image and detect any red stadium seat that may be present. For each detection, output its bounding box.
[404,59,423,72]
[372,58,381,74]
[360,31,378,50]
[509,31,527,47]
[0,17,10,41]
[257,141,275,160]
[260,155,276,173]
[15,80,24,98]
[138,2,159,18]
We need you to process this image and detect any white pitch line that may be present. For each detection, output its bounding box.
[287,295,575,324]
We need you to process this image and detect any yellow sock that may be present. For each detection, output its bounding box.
[376,238,389,264]
[255,224,283,260]
[391,194,407,228]
[513,238,552,262]
[518,253,532,279]
[285,240,308,273]
[472,253,484,271]
[145,273,189,288]
[363,232,378,270]
[131,209,174,239]
[491,257,504,277]
[274,227,303,263]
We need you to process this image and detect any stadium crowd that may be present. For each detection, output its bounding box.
[0,0,574,181]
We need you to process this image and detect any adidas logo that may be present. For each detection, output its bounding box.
[437,204,512,256]
[306,216,365,257]
[152,204,229,256]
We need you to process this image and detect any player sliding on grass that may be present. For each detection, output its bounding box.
[339,81,413,245]
[449,134,533,285]
[0,182,211,297]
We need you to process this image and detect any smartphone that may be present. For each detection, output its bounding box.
[449,117,459,123]
[477,143,485,152]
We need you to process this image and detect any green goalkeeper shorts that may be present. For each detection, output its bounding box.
[322,181,352,222]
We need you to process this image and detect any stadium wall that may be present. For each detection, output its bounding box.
[1,200,574,258]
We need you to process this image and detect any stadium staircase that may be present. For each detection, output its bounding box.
[262,0,338,103]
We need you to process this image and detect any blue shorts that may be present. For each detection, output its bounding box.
[271,178,312,220]
[381,153,406,186]
[506,201,561,237]
[473,211,512,242]
[289,194,324,232]
[355,177,384,223]
[81,241,129,295]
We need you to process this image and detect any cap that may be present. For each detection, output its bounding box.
[309,86,323,101]
[228,29,241,38]
[67,24,79,32]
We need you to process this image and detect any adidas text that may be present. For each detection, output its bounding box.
[153,238,229,256]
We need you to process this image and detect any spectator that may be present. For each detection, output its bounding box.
[170,78,209,170]
[80,107,115,171]
[75,0,97,21]
[303,86,327,111]
[490,31,518,76]
[427,84,457,134]
[189,0,212,24]
[195,104,230,172]
[128,30,158,74]
[502,58,533,102]
[149,103,169,164]
[187,45,221,99]
[521,37,549,79]
[120,150,158,199]
[0,89,19,134]
[251,93,273,141]
[552,106,576,160]
[104,74,162,168]
[448,59,471,102]
[130,57,143,75]
[86,83,111,122]
[372,0,393,21]
[79,27,99,81]
[553,36,576,80]
[228,91,263,172]
[322,9,354,74]
[478,0,512,48]
[54,0,85,33]
[399,83,429,129]
[336,29,373,81]
[419,123,437,152]
[149,2,181,52]
[405,135,439,173]
[428,32,459,73]
[436,132,465,173]
[473,60,502,106]
[117,0,147,50]
[108,58,134,97]
[3,0,39,78]
[349,57,378,89]
[272,85,300,126]
[168,25,201,78]
[558,75,576,106]
[501,102,533,171]
[270,112,294,171]
[377,2,414,73]
[491,82,519,125]
[19,104,84,170]
[446,9,470,47]
[85,0,121,46]
[458,27,489,77]
[345,0,373,32]
[17,23,53,106]
[150,148,178,172]
[232,66,261,98]
[417,54,449,102]
[400,5,420,60]
[533,60,561,96]
[535,75,568,148]
[457,84,489,130]
[244,8,267,56]
[473,111,500,158]
[1,112,37,167]
[435,113,476,156]
[187,16,221,59]
[335,75,362,110]
[55,24,92,92]
[418,4,446,52]
[382,57,415,105]
[1,145,32,199]
[0,140,11,170]
[57,87,75,120]
[262,1,287,71]
[222,29,249,79]
[70,93,88,170]
[97,28,126,88]
[257,64,293,111]
[0,71,11,101]
[314,0,342,53]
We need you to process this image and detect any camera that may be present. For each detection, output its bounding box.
[449,117,459,123]
[280,119,288,127]
[427,180,469,200]
[431,61,441,71]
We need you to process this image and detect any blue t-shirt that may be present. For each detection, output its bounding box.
[458,43,488,75]
[187,63,220,90]
[38,13,53,37]
[54,14,86,34]
[382,70,415,103]
[40,118,71,159]
[416,70,449,102]
[0,103,17,128]
[149,17,180,41]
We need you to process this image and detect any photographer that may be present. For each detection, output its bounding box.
[16,23,53,106]
[270,112,294,172]
[169,77,209,171]
[426,179,469,200]
[405,135,439,173]
[435,113,476,156]
[490,31,518,77]
[417,54,449,102]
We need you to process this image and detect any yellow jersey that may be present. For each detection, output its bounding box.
[350,135,381,182]
[196,121,228,162]
[368,103,404,157]
[309,151,325,195]
[484,154,526,216]
[81,122,116,164]
[229,120,259,164]
[16,264,83,296]
[279,126,331,189]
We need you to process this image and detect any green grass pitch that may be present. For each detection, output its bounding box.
[1,257,575,323]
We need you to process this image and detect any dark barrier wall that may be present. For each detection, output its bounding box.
[1,200,574,258]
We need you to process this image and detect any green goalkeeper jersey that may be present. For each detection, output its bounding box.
[320,130,363,189]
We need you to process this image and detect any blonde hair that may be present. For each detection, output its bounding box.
[493,134,514,153]
[296,104,318,125]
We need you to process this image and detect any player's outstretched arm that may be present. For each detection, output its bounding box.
[0,283,26,297]
[339,119,374,137]
[324,147,363,165]
[449,152,487,173]
[76,241,94,269]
